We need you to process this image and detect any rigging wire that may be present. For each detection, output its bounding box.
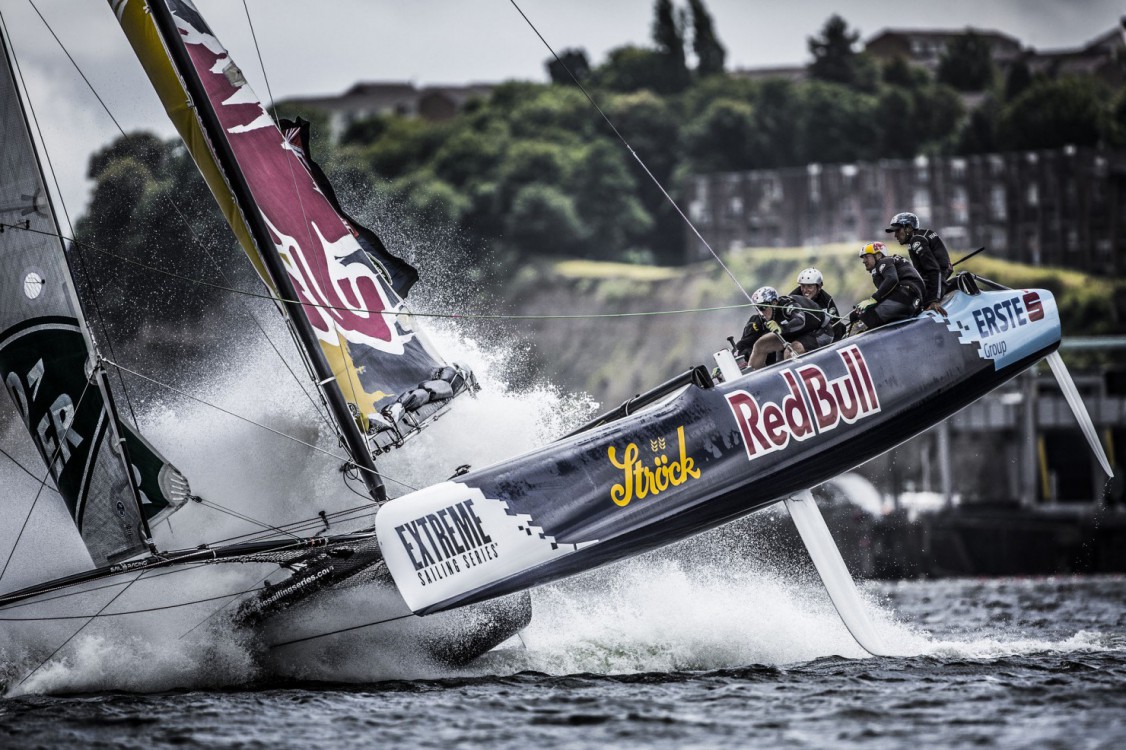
[238,0,406,430]
[0,378,93,585]
[0,584,264,622]
[176,568,278,640]
[506,0,753,305]
[15,569,145,689]
[0,560,217,612]
[102,358,421,493]
[267,611,417,650]
[193,498,303,541]
[236,0,353,432]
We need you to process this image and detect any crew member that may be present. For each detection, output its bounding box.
[885,211,952,314]
[852,242,925,330]
[790,267,846,342]
[746,285,832,370]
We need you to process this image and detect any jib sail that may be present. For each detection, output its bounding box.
[0,28,190,565]
[111,0,472,487]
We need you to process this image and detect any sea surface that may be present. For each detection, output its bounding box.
[1,569,1122,749]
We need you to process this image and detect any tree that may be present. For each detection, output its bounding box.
[749,79,803,167]
[339,115,390,146]
[808,15,861,87]
[546,48,592,86]
[936,31,995,92]
[87,132,167,181]
[955,99,999,154]
[1003,57,1033,102]
[876,87,918,158]
[1107,89,1126,148]
[505,184,585,257]
[796,82,880,164]
[652,0,691,92]
[572,141,654,257]
[881,56,918,88]
[683,98,761,172]
[998,77,1107,150]
[590,45,670,93]
[688,0,725,77]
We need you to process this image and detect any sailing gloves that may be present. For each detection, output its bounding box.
[765,320,783,336]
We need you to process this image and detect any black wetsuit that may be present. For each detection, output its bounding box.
[776,294,832,351]
[734,314,768,361]
[790,286,845,341]
[907,229,951,307]
[860,255,924,329]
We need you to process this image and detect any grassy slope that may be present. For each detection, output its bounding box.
[504,246,1123,407]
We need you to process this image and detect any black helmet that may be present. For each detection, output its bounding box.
[885,212,918,233]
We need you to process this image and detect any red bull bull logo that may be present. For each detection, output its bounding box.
[725,345,881,461]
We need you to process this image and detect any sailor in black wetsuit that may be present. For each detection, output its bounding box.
[851,242,925,330]
[746,285,832,370]
[790,267,846,342]
[886,211,952,314]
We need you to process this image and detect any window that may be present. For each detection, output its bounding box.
[991,185,1007,220]
[913,187,931,217]
[953,186,969,223]
[914,155,929,182]
[991,227,1007,253]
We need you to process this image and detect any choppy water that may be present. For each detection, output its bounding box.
[1,571,1122,749]
[1,320,1122,747]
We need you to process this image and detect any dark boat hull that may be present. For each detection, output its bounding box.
[377,287,1063,614]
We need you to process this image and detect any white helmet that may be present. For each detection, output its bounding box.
[797,267,823,286]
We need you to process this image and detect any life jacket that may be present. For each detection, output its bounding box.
[874,255,925,303]
[780,294,830,337]
[919,228,953,275]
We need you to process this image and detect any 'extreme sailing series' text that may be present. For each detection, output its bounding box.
[725,345,880,461]
[393,499,498,587]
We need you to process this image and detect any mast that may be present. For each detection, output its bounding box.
[144,0,385,501]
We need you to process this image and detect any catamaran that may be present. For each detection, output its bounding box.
[0,0,1114,685]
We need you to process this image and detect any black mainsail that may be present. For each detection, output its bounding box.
[0,27,189,566]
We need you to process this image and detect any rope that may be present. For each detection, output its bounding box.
[0,585,263,622]
[507,0,753,305]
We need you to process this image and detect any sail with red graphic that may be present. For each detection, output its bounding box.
[110,0,472,473]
